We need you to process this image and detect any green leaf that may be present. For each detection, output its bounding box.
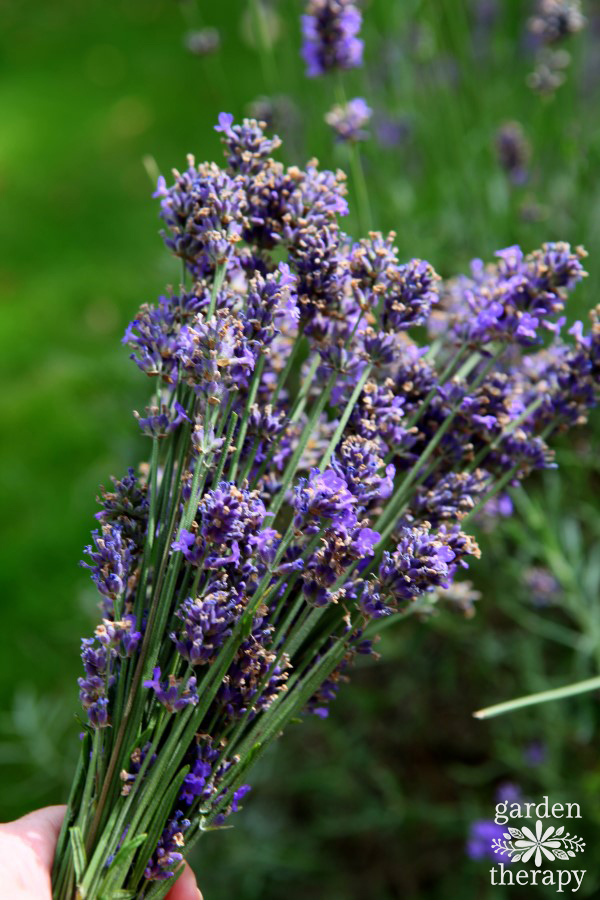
[473,674,600,719]
[69,826,87,888]
[127,765,191,888]
[96,833,148,897]
[98,892,136,900]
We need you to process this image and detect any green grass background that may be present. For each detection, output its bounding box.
[1,1,600,897]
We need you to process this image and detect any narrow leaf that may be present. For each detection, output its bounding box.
[69,826,87,887]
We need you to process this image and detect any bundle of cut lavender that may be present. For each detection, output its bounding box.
[52,114,599,899]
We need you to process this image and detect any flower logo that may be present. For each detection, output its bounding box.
[492,820,585,865]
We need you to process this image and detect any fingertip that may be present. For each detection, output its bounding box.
[166,860,202,900]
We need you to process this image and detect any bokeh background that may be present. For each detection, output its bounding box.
[1,1,600,896]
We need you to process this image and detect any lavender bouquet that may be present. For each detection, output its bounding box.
[51,113,599,899]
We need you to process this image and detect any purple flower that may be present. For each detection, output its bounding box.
[231,784,252,812]
[176,310,257,400]
[467,820,510,862]
[143,668,199,713]
[178,737,231,807]
[291,221,349,327]
[171,588,243,666]
[378,524,479,606]
[496,782,523,804]
[78,639,114,728]
[87,696,110,729]
[353,527,380,556]
[495,121,530,185]
[155,159,247,273]
[243,265,298,346]
[350,378,409,454]
[134,401,189,438]
[524,740,547,767]
[305,629,375,716]
[382,259,440,332]
[350,231,399,292]
[442,242,587,347]
[333,435,395,504]
[358,581,391,618]
[375,115,411,148]
[95,614,142,657]
[301,0,363,77]
[67,108,600,885]
[325,97,372,143]
[293,468,357,530]
[528,1,585,46]
[81,524,136,607]
[171,528,204,566]
[198,482,266,545]
[183,27,220,57]
[523,567,561,606]
[95,467,148,546]
[218,620,290,721]
[411,470,489,526]
[144,810,191,880]
[215,113,282,175]
[123,291,205,384]
[379,524,455,601]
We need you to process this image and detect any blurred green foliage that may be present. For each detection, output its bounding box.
[1,0,599,896]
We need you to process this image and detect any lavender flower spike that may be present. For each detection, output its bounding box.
[325,98,372,143]
[301,0,364,76]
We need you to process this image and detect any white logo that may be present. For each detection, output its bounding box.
[492,820,586,866]
[487,796,587,892]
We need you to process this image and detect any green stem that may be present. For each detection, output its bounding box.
[319,364,372,470]
[207,263,227,320]
[473,675,600,720]
[334,74,372,232]
[228,355,265,483]
[266,371,337,522]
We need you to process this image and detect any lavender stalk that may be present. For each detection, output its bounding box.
[52,114,599,899]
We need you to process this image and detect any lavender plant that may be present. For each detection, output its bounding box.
[527,0,586,95]
[301,0,363,77]
[325,97,372,143]
[52,113,599,899]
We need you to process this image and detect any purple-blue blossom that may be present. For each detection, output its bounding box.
[176,310,257,400]
[95,467,148,546]
[325,97,372,142]
[143,668,199,713]
[134,401,189,438]
[382,259,440,332]
[379,524,472,605]
[64,111,600,894]
[198,482,266,545]
[154,160,247,273]
[495,121,530,185]
[467,820,510,862]
[293,468,357,530]
[442,242,587,347]
[215,112,282,175]
[144,810,191,881]
[171,587,242,666]
[333,435,395,503]
[81,524,136,605]
[301,0,363,77]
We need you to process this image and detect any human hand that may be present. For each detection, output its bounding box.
[0,806,202,899]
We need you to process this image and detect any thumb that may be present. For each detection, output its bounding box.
[166,861,202,900]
